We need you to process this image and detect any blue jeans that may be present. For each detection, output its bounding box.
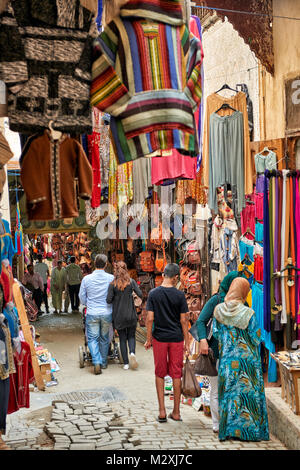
[86,314,112,366]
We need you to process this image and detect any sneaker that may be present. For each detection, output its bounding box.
[101,364,108,370]
[123,364,130,370]
[129,353,138,369]
[94,364,102,375]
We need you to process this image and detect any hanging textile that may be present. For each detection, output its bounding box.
[7,341,34,414]
[190,15,204,169]
[0,219,15,267]
[14,198,23,255]
[203,91,253,196]
[20,131,93,221]
[91,0,203,164]
[0,1,98,134]
[264,170,300,348]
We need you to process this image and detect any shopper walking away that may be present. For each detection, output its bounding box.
[79,254,114,374]
[106,261,142,370]
[213,277,269,442]
[51,260,67,314]
[34,254,49,313]
[145,264,189,423]
[196,271,246,433]
[65,256,83,312]
[22,264,44,313]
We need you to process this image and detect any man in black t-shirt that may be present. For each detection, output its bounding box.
[145,264,189,423]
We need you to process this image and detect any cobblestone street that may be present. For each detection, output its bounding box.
[2,312,288,451]
[4,398,287,451]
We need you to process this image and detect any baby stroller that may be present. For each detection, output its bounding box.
[78,308,123,368]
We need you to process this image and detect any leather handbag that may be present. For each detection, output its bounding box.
[155,246,167,273]
[188,297,201,312]
[139,251,155,272]
[180,266,191,290]
[154,274,163,287]
[138,274,154,298]
[186,271,202,296]
[181,357,202,398]
[128,268,138,281]
[194,348,218,377]
[186,241,201,265]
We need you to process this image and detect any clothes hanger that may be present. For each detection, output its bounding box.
[215,83,239,94]
[48,120,62,141]
[242,226,255,238]
[215,102,237,114]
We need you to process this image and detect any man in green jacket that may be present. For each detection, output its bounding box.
[65,256,83,312]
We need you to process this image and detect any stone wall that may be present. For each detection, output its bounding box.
[266,388,300,450]
[202,16,260,142]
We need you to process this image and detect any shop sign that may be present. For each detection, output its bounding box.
[285,76,300,135]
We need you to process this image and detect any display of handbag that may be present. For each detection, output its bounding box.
[138,274,154,298]
[139,251,155,272]
[150,224,163,247]
[186,270,202,296]
[181,357,202,398]
[154,274,163,287]
[128,268,138,281]
[188,297,201,312]
[194,348,218,377]
[112,252,125,263]
[155,246,167,273]
[189,311,200,324]
[180,266,191,290]
[185,240,201,265]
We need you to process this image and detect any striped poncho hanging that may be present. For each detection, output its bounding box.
[90,0,203,164]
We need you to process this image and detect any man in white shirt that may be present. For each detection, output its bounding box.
[34,254,49,313]
[79,254,114,375]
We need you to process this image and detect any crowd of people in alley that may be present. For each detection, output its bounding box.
[20,253,270,443]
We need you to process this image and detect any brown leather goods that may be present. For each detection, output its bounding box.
[139,251,155,272]
[138,274,154,298]
[188,297,201,312]
[186,270,202,296]
[155,246,167,273]
[189,311,200,324]
[112,253,125,263]
[128,268,138,281]
[150,224,163,247]
[180,266,191,290]
[181,357,202,398]
[186,240,201,265]
[194,348,218,377]
[155,274,163,287]
[127,238,134,253]
[132,290,143,308]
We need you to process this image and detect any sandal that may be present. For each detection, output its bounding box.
[168,413,183,422]
[157,416,167,423]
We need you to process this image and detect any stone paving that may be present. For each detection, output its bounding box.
[3,398,287,450]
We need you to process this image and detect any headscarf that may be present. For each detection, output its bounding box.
[219,271,242,301]
[214,277,254,330]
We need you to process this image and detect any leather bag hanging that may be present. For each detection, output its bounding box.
[155,246,167,273]
[181,357,202,398]
[186,240,201,265]
[139,251,155,272]
[155,274,163,287]
[194,348,218,377]
[186,271,202,296]
[138,274,154,298]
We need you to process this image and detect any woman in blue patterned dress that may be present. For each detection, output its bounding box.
[213,277,269,442]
